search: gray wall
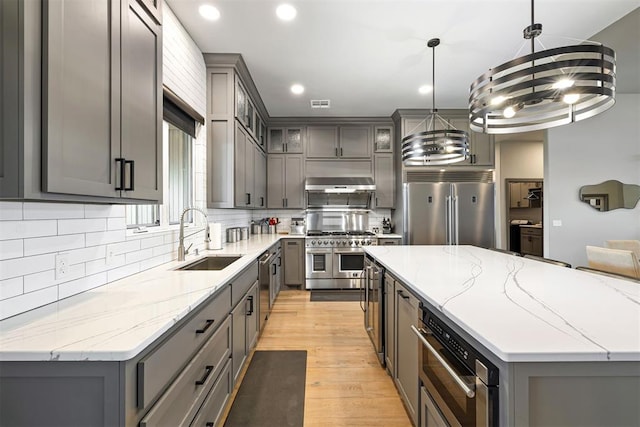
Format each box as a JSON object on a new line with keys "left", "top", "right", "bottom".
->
{"left": 544, "top": 94, "right": 640, "bottom": 267}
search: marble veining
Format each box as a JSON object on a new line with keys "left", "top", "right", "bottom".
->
{"left": 0, "top": 235, "right": 284, "bottom": 362}
{"left": 365, "top": 245, "right": 640, "bottom": 362}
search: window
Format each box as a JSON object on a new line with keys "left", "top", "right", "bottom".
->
{"left": 126, "top": 89, "right": 201, "bottom": 229}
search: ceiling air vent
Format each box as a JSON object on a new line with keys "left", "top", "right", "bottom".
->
{"left": 310, "top": 99, "right": 330, "bottom": 109}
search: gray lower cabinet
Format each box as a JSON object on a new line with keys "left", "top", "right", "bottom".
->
{"left": 0, "top": 261, "right": 264, "bottom": 426}
{"left": 374, "top": 153, "right": 395, "bottom": 208}
{"left": 283, "top": 238, "right": 305, "bottom": 287}
{"left": 384, "top": 273, "right": 396, "bottom": 376}
{"left": 267, "top": 154, "right": 304, "bottom": 209}
{"left": 395, "top": 281, "right": 419, "bottom": 426}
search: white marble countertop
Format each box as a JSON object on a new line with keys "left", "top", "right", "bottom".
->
{"left": 0, "top": 235, "right": 283, "bottom": 362}
{"left": 365, "top": 245, "right": 640, "bottom": 363}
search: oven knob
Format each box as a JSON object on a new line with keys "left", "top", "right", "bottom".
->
{"left": 360, "top": 240, "right": 365, "bottom": 245}
{"left": 311, "top": 241, "right": 316, "bottom": 245}
{"left": 330, "top": 240, "right": 334, "bottom": 245}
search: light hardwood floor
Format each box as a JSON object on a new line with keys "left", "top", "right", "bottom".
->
{"left": 219, "top": 290, "right": 412, "bottom": 427}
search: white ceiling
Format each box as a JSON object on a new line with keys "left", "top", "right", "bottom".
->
{"left": 166, "top": 0, "right": 640, "bottom": 118}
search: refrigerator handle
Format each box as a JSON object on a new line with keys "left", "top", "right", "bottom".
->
{"left": 445, "top": 196, "right": 451, "bottom": 245}
{"left": 453, "top": 195, "right": 459, "bottom": 245}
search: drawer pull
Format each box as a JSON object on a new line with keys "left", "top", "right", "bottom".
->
{"left": 206, "top": 423, "right": 214, "bottom": 427}
{"left": 397, "top": 290, "right": 410, "bottom": 300}
{"left": 196, "top": 319, "right": 215, "bottom": 334}
{"left": 195, "top": 365, "right": 214, "bottom": 386}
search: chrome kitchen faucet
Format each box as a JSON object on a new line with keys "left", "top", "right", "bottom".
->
{"left": 178, "top": 207, "right": 211, "bottom": 261}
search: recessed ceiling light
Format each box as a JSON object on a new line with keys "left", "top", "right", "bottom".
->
{"left": 276, "top": 4, "right": 297, "bottom": 21}
{"left": 418, "top": 85, "right": 432, "bottom": 95}
{"left": 290, "top": 84, "right": 304, "bottom": 95}
{"left": 199, "top": 4, "right": 220, "bottom": 21}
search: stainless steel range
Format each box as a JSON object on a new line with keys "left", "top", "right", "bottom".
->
{"left": 305, "top": 231, "right": 376, "bottom": 289}
{"left": 304, "top": 177, "right": 377, "bottom": 290}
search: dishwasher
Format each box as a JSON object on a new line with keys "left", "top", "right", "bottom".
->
{"left": 258, "top": 250, "right": 275, "bottom": 332}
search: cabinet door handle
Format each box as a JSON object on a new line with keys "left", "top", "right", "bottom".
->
{"left": 397, "top": 290, "right": 410, "bottom": 300}
{"left": 125, "top": 160, "right": 135, "bottom": 191}
{"left": 335, "top": 147, "right": 338, "bottom": 157}
{"left": 247, "top": 295, "right": 254, "bottom": 315}
{"left": 115, "top": 158, "right": 125, "bottom": 191}
{"left": 277, "top": 256, "right": 281, "bottom": 267}
{"left": 272, "top": 263, "right": 276, "bottom": 275}
{"left": 340, "top": 147, "right": 343, "bottom": 156}
{"left": 260, "top": 196, "right": 264, "bottom": 207}
{"left": 246, "top": 193, "right": 251, "bottom": 205}
{"left": 206, "top": 423, "right": 214, "bottom": 427}
{"left": 195, "top": 365, "right": 214, "bottom": 386}
{"left": 285, "top": 198, "right": 288, "bottom": 208}
{"left": 196, "top": 319, "right": 215, "bottom": 334}
{"left": 282, "top": 198, "right": 286, "bottom": 208}
{"left": 284, "top": 143, "right": 287, "bottom": 153}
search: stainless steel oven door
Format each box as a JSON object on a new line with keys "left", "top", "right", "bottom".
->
{"left": 333, "top": 247, "right": 365, "bottom": 279}
{"left": 305, "top": 247, "right": 333, "bottom": 280}
{"left": 412, "top": 324, "right": 478, "bottom": 427}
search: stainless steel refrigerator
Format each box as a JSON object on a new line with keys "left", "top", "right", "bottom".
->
{"left": 403, "top": 182, "right": 495, "bottom": 247}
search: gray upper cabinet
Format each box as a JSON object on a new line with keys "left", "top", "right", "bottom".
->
{"left": 374, "top": 153, "right": 395, "bottom": 208}
{"left": 254, "top": 148, "right": 267, "bottom": 209}
{"left": 306, "top": 126, "right": 339, "bottom": 158}
{"left": 339, "top": 126, "right": 372, "bottom": 158}
{"left": 205, "top": 55, "right": 268, "bottom": 209}
{"left": 23, "top": 0, "right": 162, "bottom": 202}
{"left": 306, "top": 125, "right": 372, "bottom": 159}
{"left": 1, "top": 0, "right": 163, "bottom": 202}
{"left": 267, "top": 154, "right": 304, "bottom": 209}
{"left": 268, "top": 127, "right": 304, "bottom": 154}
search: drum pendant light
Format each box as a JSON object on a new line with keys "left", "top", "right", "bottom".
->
{"left": 402, "top": 38, "right": 469, "bottom": 166}
{"left": 469, "top": 0, "right": 616, "bottom": 134}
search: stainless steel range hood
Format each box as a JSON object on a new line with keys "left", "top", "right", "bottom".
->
{"left": 305, "top": 177, "right": 376, "bottom": 193}
{"left": 305, "top": 177, "right": 376, "bottom": 210}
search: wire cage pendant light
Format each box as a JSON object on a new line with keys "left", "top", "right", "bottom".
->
{"left": 402, "top": 38, "right": 469, "bottom": 166}
{"left": 468, "top": 0, "right": 616, "bottom": 134}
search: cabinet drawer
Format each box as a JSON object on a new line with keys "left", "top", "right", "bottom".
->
{"left": 138, "top": 285, "right": 231, "bottom": 409}
{"left": 140, "top": 316, "right": 232, "bottom": 427}
{"left": 190, "top": 359, "right": 232, "bottom": 427}
{"left": 231, "top": 262, "right": 258, "bottom": 308}
{"left": 520, "top": 227, "right": 542, "bottom": 236}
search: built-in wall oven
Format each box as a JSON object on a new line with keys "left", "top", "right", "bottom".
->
{"left": 412, "top": 304, "right": 499, "bottom": 427}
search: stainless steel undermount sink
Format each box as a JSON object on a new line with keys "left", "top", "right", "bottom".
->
{"left": 177, "top": 255, "right": 242, "bottom": 271}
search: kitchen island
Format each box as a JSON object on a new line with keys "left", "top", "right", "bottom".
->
{"left": 365, "top": 245, "right": 640, "bottom": 427}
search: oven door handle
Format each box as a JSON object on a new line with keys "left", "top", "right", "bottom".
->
{"left": 411, "top": 325, "right": 476, "bottom": 398}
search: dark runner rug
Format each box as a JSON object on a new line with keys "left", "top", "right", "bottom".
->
{"left": 310, "top": 289, "right": 361, "bottom": 302}
{"left": 224, "top": 350, "right": 307, "bottom": 427}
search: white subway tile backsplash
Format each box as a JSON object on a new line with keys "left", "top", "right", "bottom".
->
{"left": 0, "top": 287, "right": 58, "bottom": 320}
{"left": 23, "top": 202, "right": 84, "bottom": 220}
{"left": 0, "top": 220, "right": 57, "bottom": 241}
{"left": 107, "top": 262, "right": 141, "bottom": 283}
{"left": 66, "top": 246, "right": 107, "bottom": 265}
{"left": 140, "top": 254, "right": 172, "bottom": 271}
{"left": 86, "top": 258, "right": 109, "bottom": 275}
{"left": 0, "top": 240, "right": 24, "bottom": 260}
{"left": 0, "top": 254, "right": 56, "bottom": 281}
{"left": 0, "top": 277, "right": 24, "bottom": 299}
{"left": 107, "top": 217, "right": 127, "bottom": 231}
{"left": 0, "top": 202, "right": 23, "bottom": 220}
{"left": 24, "top": 234, "right": 85, "bottom": 256}
{"left": 152, "top": 244, "right": 174, "bottom": 258}
{"left": 59, "top": 273, "right": 107, "bottom": 300}
{"left": 107, "top": 240, "right": 141, "bottom": 256}
{"left": 24, "top": 263, "right": 86, "bottom": 293}
{"left": 86, "top": 230, "right": 127, "bottom": 247}
{"left": 126, "top": 248, "right": 153, "bottom": 264}
{"left": 84, "top": 204, "right": 125, "bottom": 218}
{"left": 58, "top": 218, "right": 106, "bottom": 235}
{"left": 139, "top": 235, "right": 165, "bottom": 249}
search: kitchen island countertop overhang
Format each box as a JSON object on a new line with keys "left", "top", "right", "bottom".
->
{"left": 364, "top": 245, "right": 640, "bottom": 363}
